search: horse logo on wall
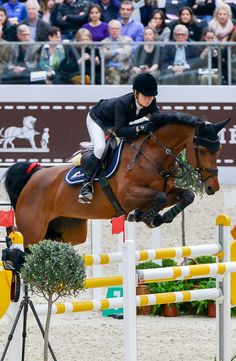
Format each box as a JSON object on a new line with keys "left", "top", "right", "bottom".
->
{"left": 0, "top": 116, "right": 50, "bottom": 152}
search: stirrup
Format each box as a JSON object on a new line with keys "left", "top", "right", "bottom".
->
{"left": 78, "top": 183, "right": 94, "bottom": 204}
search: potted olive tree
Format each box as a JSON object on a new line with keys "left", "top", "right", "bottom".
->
{"left": 21, "top": 240, "right": 86, "bottom": 361}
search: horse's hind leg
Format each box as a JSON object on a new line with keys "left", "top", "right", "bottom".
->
{"left": 152, "top": 188, "right": 195, "bottom": 227}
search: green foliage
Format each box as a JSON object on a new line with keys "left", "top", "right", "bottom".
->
{"left": 195, "top": 255, "right": 216, "bottom": 264}
{"left": 136, "top": 260, "right": 161, "bottom": 270}
{"left": 21, "top": 240, "right": 86, "bottom": 302}
{"left": 162, "top": 259, "right": 178, "bottom": 267}
{"left": 176, "top": 150, "right": 202, "bottom": 195}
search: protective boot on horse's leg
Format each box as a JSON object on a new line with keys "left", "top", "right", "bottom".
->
{"left": 78, "top": 153, "right": 100, "bottom": 204}
{"left": 152, "top": 189, "right": 195, "bottom": 227}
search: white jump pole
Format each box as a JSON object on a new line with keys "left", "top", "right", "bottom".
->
{"left": 122, "top": 239, "right": 137, "bottom": 361}
{"left": 217, "top": 215, "right": 231, "bottom": 361}
{"left": 91, "top": 220, "right": 103, "bottom": 300}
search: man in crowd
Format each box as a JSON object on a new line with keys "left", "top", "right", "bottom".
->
{"left": 101, "top": 19, "right": 133, "bottom": 84}
{"left": 119, "top": 0, "right": 144, "bottom": 41}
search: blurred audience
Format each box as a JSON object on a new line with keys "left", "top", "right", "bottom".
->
{"left": 129, "top": 25, "right": 160, "bottom": 83}
{"left": 100, "top": 19, "right": 133, "bottom": 84}
{"left": 21, "top": 0, "right": 50, "bottom": 41}
{"left": 119, "top": 0, "right": 144, "bottom": 41}
{"left": 186, "top": 0, "right": 216, "bottom": 21}
{"left": 169, "top": 6, "right": 204, "bottom": 41}
{"left": 148, "top": 9, "right": 170, "bottom": 41}
{"left": 159, "top": 24, "right": 200, "bottom": 84}
{"left": 92, "top": 0, "right": 121, "bottom": 23}
{"left": 2, "top": 24, "right": 42, "bottom": 84}
{"left": 198, "top": 27, "right": 220, "bottom": 84}
{"left": 0, "top": 6, "right": 16, "bottom": 40}
{"left": 82, "top": 4, "right": 109, "bottom": 41}
{"left": 2, "top": 0, "right": 27, "bottom": 25}
{"left": 0, "top": 23, "right": 11, "bottom": 81}
{"left": 39, "top": 0, "right": 58, "bottom": 25}
{"left": 209, "top": 4, "right": 234, "bottom": 41}
{"left": 39, "top": 26, "right": 65, "bottom": 83}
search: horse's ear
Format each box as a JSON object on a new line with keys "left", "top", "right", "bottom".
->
{"left": 214, "top": 118, "right": 231, "bottom": 133}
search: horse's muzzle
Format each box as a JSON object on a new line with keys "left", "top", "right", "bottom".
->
{"left": 205, "top": 184, "right": 216, "bottom": 195}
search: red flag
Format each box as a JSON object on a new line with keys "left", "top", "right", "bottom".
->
{"left": 0, "top": 210, "right": 14, "bottom": 228}
{"left": 112, "top": 215, "right": 125, "bottom": 235}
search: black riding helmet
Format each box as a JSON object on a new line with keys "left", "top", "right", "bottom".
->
{"left": 133, "top": 73, "right": 158, "bottom": 96}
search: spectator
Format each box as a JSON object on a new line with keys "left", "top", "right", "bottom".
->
{"left": 21, "top": 0, "right": 51, "bottom": 42}
{"left": 229, "top": 29, "right": 236, "bottom": 84}
{"left": 1, "top": 24, "right": 42, "bottom": 84}
{"left": 209, "top": 4, "right": 234, "bottom": 41}
{"left": 186, "top": 0, "right": 216, "bottom": 22}
{"left": 0, "top": 23, "right": 11, "bottom": 82}
{"left": 82, "top": 4, "right": 109, "bottom": 41}
{"left": 74, "top": 28, "right": 101, "bottom": 83}
{"left": 39, "top": 0, "right": 58, "bottom": 25}
{"left": 148, "top": 9, "right": 171, "bottom": 41}
{"left": 129, "top": 25, "right": 161, "bottom": 83}
{"left": 2, "top": 0, "right": 27, "bottom": 25}
{"left": 93, "top": 0, "right": 121, "bottom": 23}
{"left": 100, "top": 19, "right": 133, "bottom": 84}
{"left": 0, "top": 6, "right": 17, "bottom": 40}
{"left": 169, "top": 6, "right": 204, "bottom": 41}
{"left": 39, "top": 26, "right": 65, "bottom": 83}
{"left": 131, "top": 0, "right": 159, "bottom": 26}
{"left": 198, "top": 27, "right": 220, "bottom": 84}
{"left": 119, "top": 0, "right": 144, "bottom": 41}
{"left": 159, "top": 24, "right": 200, "bottom": 84}
{"left": 54, "top": 0, "right": 89, "bottom": 40}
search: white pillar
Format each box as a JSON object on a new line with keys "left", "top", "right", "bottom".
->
{"left": 122, "top": 240, "right": 137, "bottom": 361}
{"left": 91, "top": 220, "right": 103, "bottom": 299}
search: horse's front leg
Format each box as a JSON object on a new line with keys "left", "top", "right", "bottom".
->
{"left": 127, "top": 191, "right": 167, "bottom": 228}
{"left": 152, "top": 188, "right": 195, "bottom": 227}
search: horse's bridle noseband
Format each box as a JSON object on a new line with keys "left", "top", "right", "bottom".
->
{"left": 193, "top": 126, "right": 219, "bottom": 183}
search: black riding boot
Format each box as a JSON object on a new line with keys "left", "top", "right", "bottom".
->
{"left": 78, "top": 154, "right": 100, "bottom": 204}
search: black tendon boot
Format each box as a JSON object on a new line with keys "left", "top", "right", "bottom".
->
{"left": 78, "top": 154, "right": 100, "bottom": 204}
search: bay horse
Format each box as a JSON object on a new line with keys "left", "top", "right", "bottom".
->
{"left": 4, "top": 113, "right": 229, "bottom": 249}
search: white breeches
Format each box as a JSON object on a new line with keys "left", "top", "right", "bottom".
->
{"left": 86, "top": 113, "right": 106, "bottom": 160}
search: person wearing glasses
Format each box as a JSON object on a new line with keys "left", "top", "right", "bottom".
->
{"left": 159, "top": 24, "right": 200, "bottom": 85}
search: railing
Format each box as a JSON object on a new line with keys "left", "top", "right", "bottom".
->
{"left": 0, "top": 41, "right": 235, "bottom": 86}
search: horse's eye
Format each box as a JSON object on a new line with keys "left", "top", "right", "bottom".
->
{"left": 198, "top": 147, "right": 207, "bottom": 155}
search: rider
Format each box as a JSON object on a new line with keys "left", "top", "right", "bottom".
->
{"left": 78, "top": 73, "right": 159, "bottom": 204}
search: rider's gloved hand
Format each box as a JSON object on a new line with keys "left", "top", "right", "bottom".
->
{"left": 136, "top": 122, "right": 154, "bottom": 134}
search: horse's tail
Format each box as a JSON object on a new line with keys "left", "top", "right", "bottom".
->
{"left": 4, "top": 161, "right": 42, "bottom": 209}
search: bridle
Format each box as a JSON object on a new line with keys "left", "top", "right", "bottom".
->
{"left": 193, "top": 125, "right": 219, "bottom": 183}
{"left": 127, "top": 123, "right": 220, "bottom": 187}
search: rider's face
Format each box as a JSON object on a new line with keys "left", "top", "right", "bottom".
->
{"left": 137, "top": 93, "right": 154, "bottom": 107}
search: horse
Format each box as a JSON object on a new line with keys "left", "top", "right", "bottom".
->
{"left": 0, "top": 116, "right": 40, "bottom": 148}
{"left": 3, "top": 113, "right": 229, "bottom": 249}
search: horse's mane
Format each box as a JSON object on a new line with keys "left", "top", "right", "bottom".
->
{"left": 4, "top": 161, "right": 41, "bottom": 209}
{"left": 150, "top": 111, "right": 201, "bottom": 130}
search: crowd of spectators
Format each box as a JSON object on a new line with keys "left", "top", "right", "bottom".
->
{"left": 0, "top": 0, "right": 235, "bottom": 85}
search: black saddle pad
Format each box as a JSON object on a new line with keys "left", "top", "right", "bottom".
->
{"left": 65, "top": 141, "right": 124, "bottom": 185}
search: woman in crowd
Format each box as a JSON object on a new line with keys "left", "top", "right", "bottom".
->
{"left": 148, "top": 9, "right": 170, "bottom": 41}
{"left": 81, "top": 4, "right": 109, "bottom": 41}
{"left": 39, "top": 0, "right": 58, "bottom": 25}
{"left": 129, "top": 25, "right": 160, "bottom": 83}
{"left": 0, "top": 6, "right": 16, "bottom": 40}
{"left": 198, "top": 27, "right": 220, "bottom": 85}
{"left": 169, "top": 6, "right": 203, "bottom": 41}
{"left": 209, "top": 4, "right": 234, "bottom": 42}
{"left": 39, "top": 26, "right": 66, "bottom": 83}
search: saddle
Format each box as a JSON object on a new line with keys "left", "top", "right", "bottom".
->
{"left": 65, "top": 135, "right": 123, "bottom": 185}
